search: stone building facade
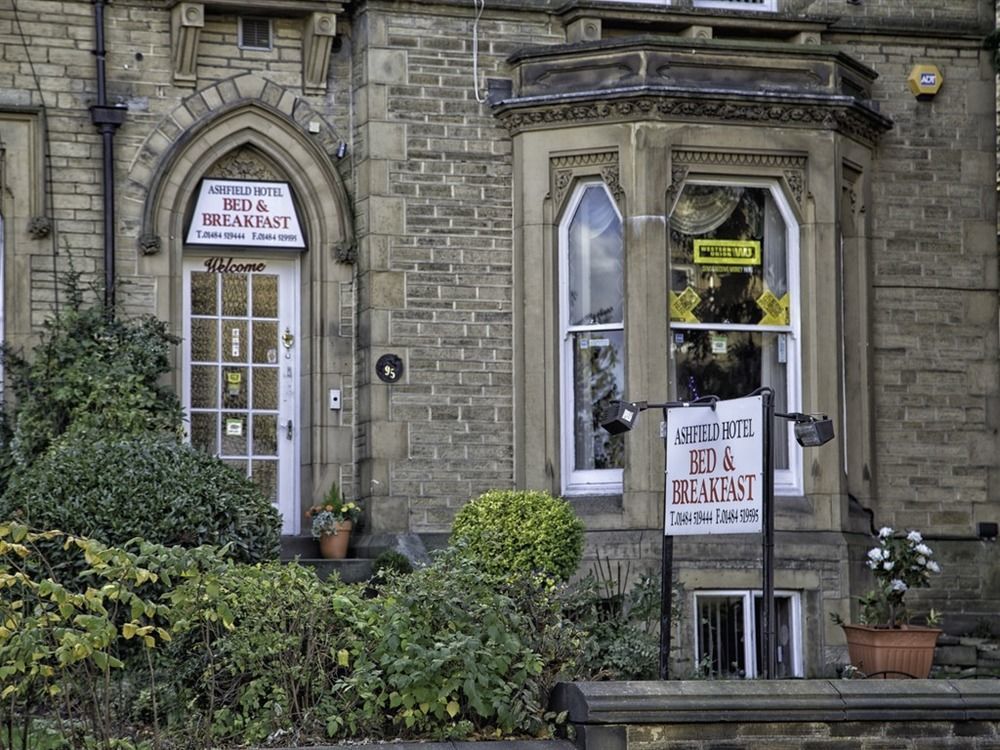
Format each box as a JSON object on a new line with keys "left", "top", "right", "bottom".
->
{"left": 0, "top": 0, "right": 995, "bottom": 677}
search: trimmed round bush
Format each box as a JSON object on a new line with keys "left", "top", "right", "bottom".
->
{"left": 0, "top": 429, "right": 280, "bottom": 564}
{"left": 449, "top": 489, "right": 584, "bottom": 581}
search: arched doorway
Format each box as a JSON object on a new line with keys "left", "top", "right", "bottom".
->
{"left": 136, "top": 95, "right": 354, "bottom": 536}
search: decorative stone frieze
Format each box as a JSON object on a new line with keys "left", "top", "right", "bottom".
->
{"left": 671, "top": 148, "right": 807, "bottom": 209}
{"left": 551, "top": 151, "right": 623, "bottom": 214}
{"left": 209, "top": 146, "right": 280, "bottom": 181}
{"left": 497, "top": 94, "right": 891, "bottom": 147}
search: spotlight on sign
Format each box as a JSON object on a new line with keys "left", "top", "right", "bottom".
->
{"left": 600, "top": 400, "right": 642, "bottom": 435}
{"left": 788, "top": 414, "right": 835, "bottom": 447}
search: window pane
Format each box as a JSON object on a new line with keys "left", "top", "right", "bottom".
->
{"left": 191, "top": 272, "right": 217, "bottom": 315}
{"left": 697, "top": 595, "right": 747, "bottom": 679}
{"left": 568, "top": 186, "right": 623, "bottom": 326}
{"left": 572, "top": 330, "right": 625, "bottom": 471}
{"left": 754, "top": 595, "right": 797, "bottom": 679}
{"left": 670, "top": 187, "right": 788, "bottom": 326}
{"left": 671, "top": 329, "right": 788, "bottom": 468}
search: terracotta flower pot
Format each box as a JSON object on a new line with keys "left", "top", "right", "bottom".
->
{"left": 842, "top": 623, "right": 941, "bottom": 678}
{"left": 318, "top": 521, "right": 353, "bottom": 559}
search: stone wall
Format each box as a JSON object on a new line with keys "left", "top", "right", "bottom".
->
{"left": 351, "top": 2, "right": 559, "bottom": 532}
{"left": 552, "top": 680, "right": 1000, "bottom": 750}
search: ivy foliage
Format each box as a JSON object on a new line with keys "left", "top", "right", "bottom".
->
{"left": 449, "top": 489, "right": 585, "bottom": 582}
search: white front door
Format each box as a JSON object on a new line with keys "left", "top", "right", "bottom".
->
{"left": 182, "top": 256, "right": 300, "bottom": 534}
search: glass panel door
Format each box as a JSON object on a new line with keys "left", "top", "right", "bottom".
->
{"left": 183, "top": 256, "right": 299, "bottom": 534}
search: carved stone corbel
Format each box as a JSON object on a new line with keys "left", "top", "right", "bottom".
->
{"left": 334, "top": 239, "right": 356, "bottom": 263}
{"left": 303, "top": 12, "right": 337, "bottom": 95}
{"left": 138, "top": 233, "right": 162, "bottom": 255}
{"left": 27, "top": 216, "right": 51, "bottom": 239}
{"left": 171, "top": 2, "right": 204, "bottom": 88}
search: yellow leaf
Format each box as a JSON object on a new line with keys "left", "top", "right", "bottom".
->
{"left": 122, "top": 623, "right": 137, "bottom": 640}
{"left": 336, "top": 649, "right": 350, "bottom": 667}
{"left": 143, "top": 635, "right": 155, "bottom": 648}
{"left": 446, "top": 700, "right": 460, "bottom": 718}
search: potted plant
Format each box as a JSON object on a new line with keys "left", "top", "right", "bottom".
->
{"left": 305, "top": 484, "right": 362, "bottom": 559}
{"left": 835, "top": 527, "right": 942, "bottom": 678}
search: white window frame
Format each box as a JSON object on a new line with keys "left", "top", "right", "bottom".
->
{"left": 559, "top": 180, "right": 625, "bottom": 497}
{"left": 693, "top": 0, "right": 776, "bottom": 11}
{"left": 669, "top": 177, "right": 803, "bottom": 495}
{"left": 693, "top": 589, "right": 803, "bottom": 679}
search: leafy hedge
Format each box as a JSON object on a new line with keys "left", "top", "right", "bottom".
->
{"left": 0, "top": 430, "right": 280, "bottom": 567}
{"left": 450, "top": 489, "right": 585, "bottom": 581}
{"left": 0, "top": 273, "right": 182, "bottom": 487}
{"left": 2, "top": 525, "right": 657, "bottom": 749}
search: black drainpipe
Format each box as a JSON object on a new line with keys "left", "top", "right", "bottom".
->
{"left": 90, "top": 0, "right": 126, "bottom": 309}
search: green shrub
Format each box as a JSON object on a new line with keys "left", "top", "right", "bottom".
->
{"left": 449, "top": 489, "right": 584, "bottom": 581}
{"left": 0, "top": 523, "right": 230, "bottom": 750}
{"left": 0, "top": 273, "right": 182, "bottom": 488}
{"left": 371, "top": 549, "right": 414, "bottom": 579}
{"left": 160, "top": 561, "right": 360, "bottom": 746}
{"left": 334, "top": 548, "right": 581, "bottom": 740}
{"left": 0, "top": 430, "right": 280, "bottom": 569}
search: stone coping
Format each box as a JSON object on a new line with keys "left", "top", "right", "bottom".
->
{"left": 269, "top": 742, "right": 575, "bottom": 749}
{"left": 550, "top": 680, "right": 1000, "bottom": 725}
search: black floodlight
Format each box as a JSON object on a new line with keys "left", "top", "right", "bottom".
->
{"left": 780, "top": 413, "right": 835, "bottom": 447}
{"left": 601, "top": 400, "right": 641, "bottom": 435}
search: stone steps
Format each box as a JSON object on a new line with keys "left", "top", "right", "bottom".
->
{"left": 280, "top": 535, "right": 374, "bottom": 583}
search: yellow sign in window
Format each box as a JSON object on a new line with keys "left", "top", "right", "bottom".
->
{"left": 693, "top": 239, "right": 761, "bottom": 266}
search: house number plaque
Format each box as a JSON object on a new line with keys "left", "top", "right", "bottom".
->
{"left": 375, "top": 353, "right": 403, "bottom": 383}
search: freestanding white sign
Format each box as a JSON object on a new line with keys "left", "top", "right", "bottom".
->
{"left": 664, "top": 395, "right": 763, "bottom": 535}
{"left": 186, "top": 179, "right": 306, "bottom": 249}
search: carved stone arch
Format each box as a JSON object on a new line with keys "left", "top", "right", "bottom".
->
{"left": 549, "top": 150, "right": 624, "bottom": 219}
{"left": 137, "top": 102, "right": 352, "bottom": 271}
{"left": 668, "top": 148, "right": 807, "bottom": 224}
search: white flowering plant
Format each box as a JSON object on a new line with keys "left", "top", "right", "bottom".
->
{"left": 858, "top": 527, "right": 941, "bottom": 628}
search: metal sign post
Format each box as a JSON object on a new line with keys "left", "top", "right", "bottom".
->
{"left": 760, "top": 387, "right": 776, "bottom": 680}
{"left": 603, "top": 389, "right": 832, "bottom": 682}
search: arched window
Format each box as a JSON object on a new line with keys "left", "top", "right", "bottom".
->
{"left": 669, "top": 179, "right": 802, "bottom": 492}
{"left": 559, "top": 181, "right": 625, "bottom": 495}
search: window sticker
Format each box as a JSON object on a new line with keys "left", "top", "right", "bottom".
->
{"left": 693, "top": 239, "right": 762, "bottom": 266}
{"left": 226, "top": 370, "right": 242, "bottom": 397}
{"left": 670, "top": 287, "right": 702, "bottom": 323}
{"left": 225, "top": 418, "right": 244, "bottom": 437}
{"left": 711, "top": 334, "right": 728, "bottom": 354}
{"left": 756, "top": 290, "right": 790, "bottom": 325}
{"left": 231, "top": 327, "right": 241, "bottom": 358}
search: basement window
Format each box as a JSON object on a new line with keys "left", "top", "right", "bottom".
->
{"left": 694, "top": 590, "right": 803, "bottom": 678}
{"left": 239, "top": 17, "right": 272, "bottom": 51}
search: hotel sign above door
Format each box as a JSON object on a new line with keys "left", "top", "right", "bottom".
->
{"left": 186, "top": 179, "right": 306, "bottom": 249}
